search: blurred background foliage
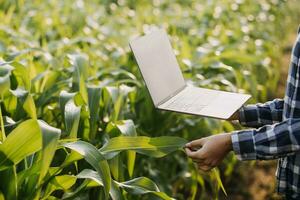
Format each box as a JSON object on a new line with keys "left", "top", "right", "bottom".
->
{"left": 0, "top": 0, "right": 299, "bottom": 199}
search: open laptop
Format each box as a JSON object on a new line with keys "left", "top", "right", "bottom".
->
{"left": 129, "top": 29, "right": 251, "bottom": 119}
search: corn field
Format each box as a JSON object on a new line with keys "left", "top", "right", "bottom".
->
{"left": 0, "top": 0, "right": 299, "bottom": 199}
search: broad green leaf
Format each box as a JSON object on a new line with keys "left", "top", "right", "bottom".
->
{"left": 0, "top": 119, "right": 41, "bottom": 171}
{"left": 79, "top": 76, "right": 88, "bottom": 104}
{"left": 69, "top": 53, "right": 89, "bottom": 103}
{"left": 63, "top": 141, "right": 111, "bottom": 199}
{"left": 10, "top": 88, "right": 37, "bottom": 119}
{"left": 99, "top": 136, "right": 187, "bottom": 159}
{"left": 0, "top": 166, "right": 17, "bottom": 200}
{"left": 103, "top": 86, "right": 119, "bottom": 103}
{"left": 68, "top": 53, "right": 89, "bottom": 80}
{"left": 112, "top": 95, "right": 123, "bottom": 121}
{"left": 213, "top": 168, "right": 227, "bottom": 196}
{"left": 108, "top": 155, "right": 121, "bottom": 181}
{"left": 77, "top": 169, "right": 122, "bottom": 200}
{"left": 42, "top": 175, "right": 77, "bottom": 200}
{"left": 117, "top": 177, "right": 174, "bottom": 200}
{"left": 40, "top": 71, "right": 60, "bottom": 92}
{"left": 62, "top": 180, "right": 90, "bottom": 200}
{"left": 0, "top": 64, "right": 13, "bottom": 98}
{"left": 23, "top": 93, "right": 37, "bottom": 119}
{"left": 106, "top": 120, "right": 137, "bottom": 177}
{"left": 11, "top": 62, "right": 31, "bottom": 90}
{"left": 0, "top": 74, "right": 11, "bottom": 99}
{"left": 38, "top": 120, "right": 61, "bottom": 184}
{"left": 64, "top": 99, "right": 81, "bottom": 138}
{"left": 119, "top": 121, "right": 137, "bottom": 178}
{"left": 0, "top": 105, "right": 5, "bottom": 141}
{"left": 87, "top": 85, "right": 101, "bottom": 140}
{"left": 0, "top": 190, "right": 4, "bottom": 200}
{"left": 60, "top": 150, "right": 83, "bottom": 169}
{"left": 59, "top": 90, "right": 76, "bottom": 120}
{"left": 106, "top": 120, "right": 137, "bottom": 137}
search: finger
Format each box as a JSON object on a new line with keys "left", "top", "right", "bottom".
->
{"left": 185, "top": 138, "right": 206, "bottom": 148}
{"left": 193, "top": 160, "right": 207, "bottom": 166}
{"left": 185, "top": 147, "right": 199, "bottom": 159}
{"left": 198, "top": 165, "right": 212, "bottom": 172}
{"left": 192, "top": 158, "right": 204, "bottom": 163}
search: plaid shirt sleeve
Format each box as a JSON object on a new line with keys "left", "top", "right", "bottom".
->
{"left": 238, "top": 98, "right": 284, "bottom": 128}
{"left": 231, "top": 27, "right": 300, "bottom": 161}
{"left": 231, "top": 118, "right": 300, "bottom": 160}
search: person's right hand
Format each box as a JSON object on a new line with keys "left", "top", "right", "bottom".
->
{"left": 185, "top": 133, "right": 232, "bottom": 171}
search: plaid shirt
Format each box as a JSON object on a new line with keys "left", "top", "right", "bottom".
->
{"left": 231, "top": 26, "right": 300, "bottom": 199}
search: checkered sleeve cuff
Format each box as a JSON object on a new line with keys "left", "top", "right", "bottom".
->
{"left": 238, "top": 105, "right": 260, "bottom": 127}
{"left": 231, "top": 130, "right": 257, "bottom": 160}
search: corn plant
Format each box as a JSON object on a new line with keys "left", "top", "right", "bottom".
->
{"left": 0, "top": 0, "right": 299, "bottom": 199}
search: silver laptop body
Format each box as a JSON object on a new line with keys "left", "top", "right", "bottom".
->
{"left": 129, "top": 29, "right": 251, "bottom": 119}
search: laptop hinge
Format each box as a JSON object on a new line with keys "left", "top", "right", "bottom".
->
{"left": 156, "top": 84, "right": 187, "bottom": 107}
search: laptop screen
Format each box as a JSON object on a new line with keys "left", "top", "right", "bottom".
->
{"left": 130, "top": 29, "right": 186, "bottom": 106}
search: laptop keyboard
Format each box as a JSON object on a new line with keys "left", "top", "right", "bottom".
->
{"left": 162, "top": 87, "right": 218, "bottom": 113}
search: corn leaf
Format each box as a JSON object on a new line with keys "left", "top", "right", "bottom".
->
{"left": 213, "top": 168, "right": 227, "bottom": 196}
{"left": 63, "top": 141, "right": 111, "bottom": 200}
{"left": 77, "top": 169, "right": 122, "bottom": 200}
{"left": 59, "top": 90, "right": 76, "bottom": 120}
{"left": 42, "top": 175, "right": 77, "bottom": 200}
{"left": 0, "top": 119, "right": 41, "bottom": 171}
{"left": 99, "top": 136, "right": 187, "bottom": 159}
{"left": 87, "top": 85, "right": 101, "bottom": 140}
{"left": 10, "top": 88, "right": 37, "bottom": 119}
{"left": 117, "top": 177, "right": 174, "bottom": 200}
{"left": 11, "top": 62, "right": 31, "bottom": 90}
{"left": 64, "top": 99, "right": 81, "bottom": 138}
{"left": 38, "top": 120, "right": 61, "bottom": 184}
{"left": 106, "top": 120, "right": 137, "bottom": 177}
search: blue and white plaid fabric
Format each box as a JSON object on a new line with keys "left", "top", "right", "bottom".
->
{"left": 231, "top": 26, "right": 300, "bottom": 199}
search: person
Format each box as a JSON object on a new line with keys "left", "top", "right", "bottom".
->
{"left": 185, "top": 26, "right": 300, "bottom": 199}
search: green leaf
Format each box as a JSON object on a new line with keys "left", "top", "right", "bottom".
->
{"left": 77, "top": 169, "right": 122, "bottom": 200}
{"left": 23, "top": 93, "right": 37, "bottom": 119}
{"left": 63, "top": 141, "right": 111, "bottom": 200}
{"left": 99, "top": 136, "right": 187, "bottom": 159}
{"left": 87, "top": 85, "right": 101, "bottom": 140}
{"left": 117, "top": 177, "right": 174, "bottom": 200}
{"left": 40, "top": 71, "right": 60, "bottom": 92}
{"left": 0, "top": 74, "right": 11, "bottom": 99}
{"left": 42, "top": 175, "right": 77, "bottom": 200}
{"left": 68, "top": 53, "right": 89, "bottom": 80}
{"left": 0, "top": 166, "right": 17, "bottom": 200}
{"left": 69, "top": 53, "right": 89, "bottom": 103}
{"left": 59, "top": 90, "right": 76, "bottom": 120}
{"left": 106, "top": 120, "right": 137, "bottom": 177}
{"left": 60, "top": 150, "right": 83, "bottom": 169}
{"left": 0, "top": 190, "right": 4, "bottom": 200}
{"left": 213, "top": 168, "right": 227, "bottom": 196}
{"left": 64, "top": 99, "right": 81, "bottom": 138}
{"left": 0, "top": 119, "right": 41, "bottom": 171}
{"left": 0, "top": 64, "right": 13, "bottom": 99}
{"left": 38, "top": 120, "right": 61, "bottom": 184}
{"left": 10, "top": 88, "right": 37, "bottom": 119}
{"left": 11, "top": 62, "right": 31, "bottom": 90}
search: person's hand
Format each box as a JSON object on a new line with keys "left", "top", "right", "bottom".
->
{"left": 185, "top": 133, "right": 232, "bottom": 172}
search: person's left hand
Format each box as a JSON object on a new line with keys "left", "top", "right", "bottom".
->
{"left": 185, "top": 133, "right": 232, "bottom": 172}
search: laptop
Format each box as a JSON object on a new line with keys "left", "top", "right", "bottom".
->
{"left": 129, "top": 29, "right": 251, "bottom": 119}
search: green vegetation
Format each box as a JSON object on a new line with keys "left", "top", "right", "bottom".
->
{"left": 0, "top": 0, "right": 299, "bottom": 199}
